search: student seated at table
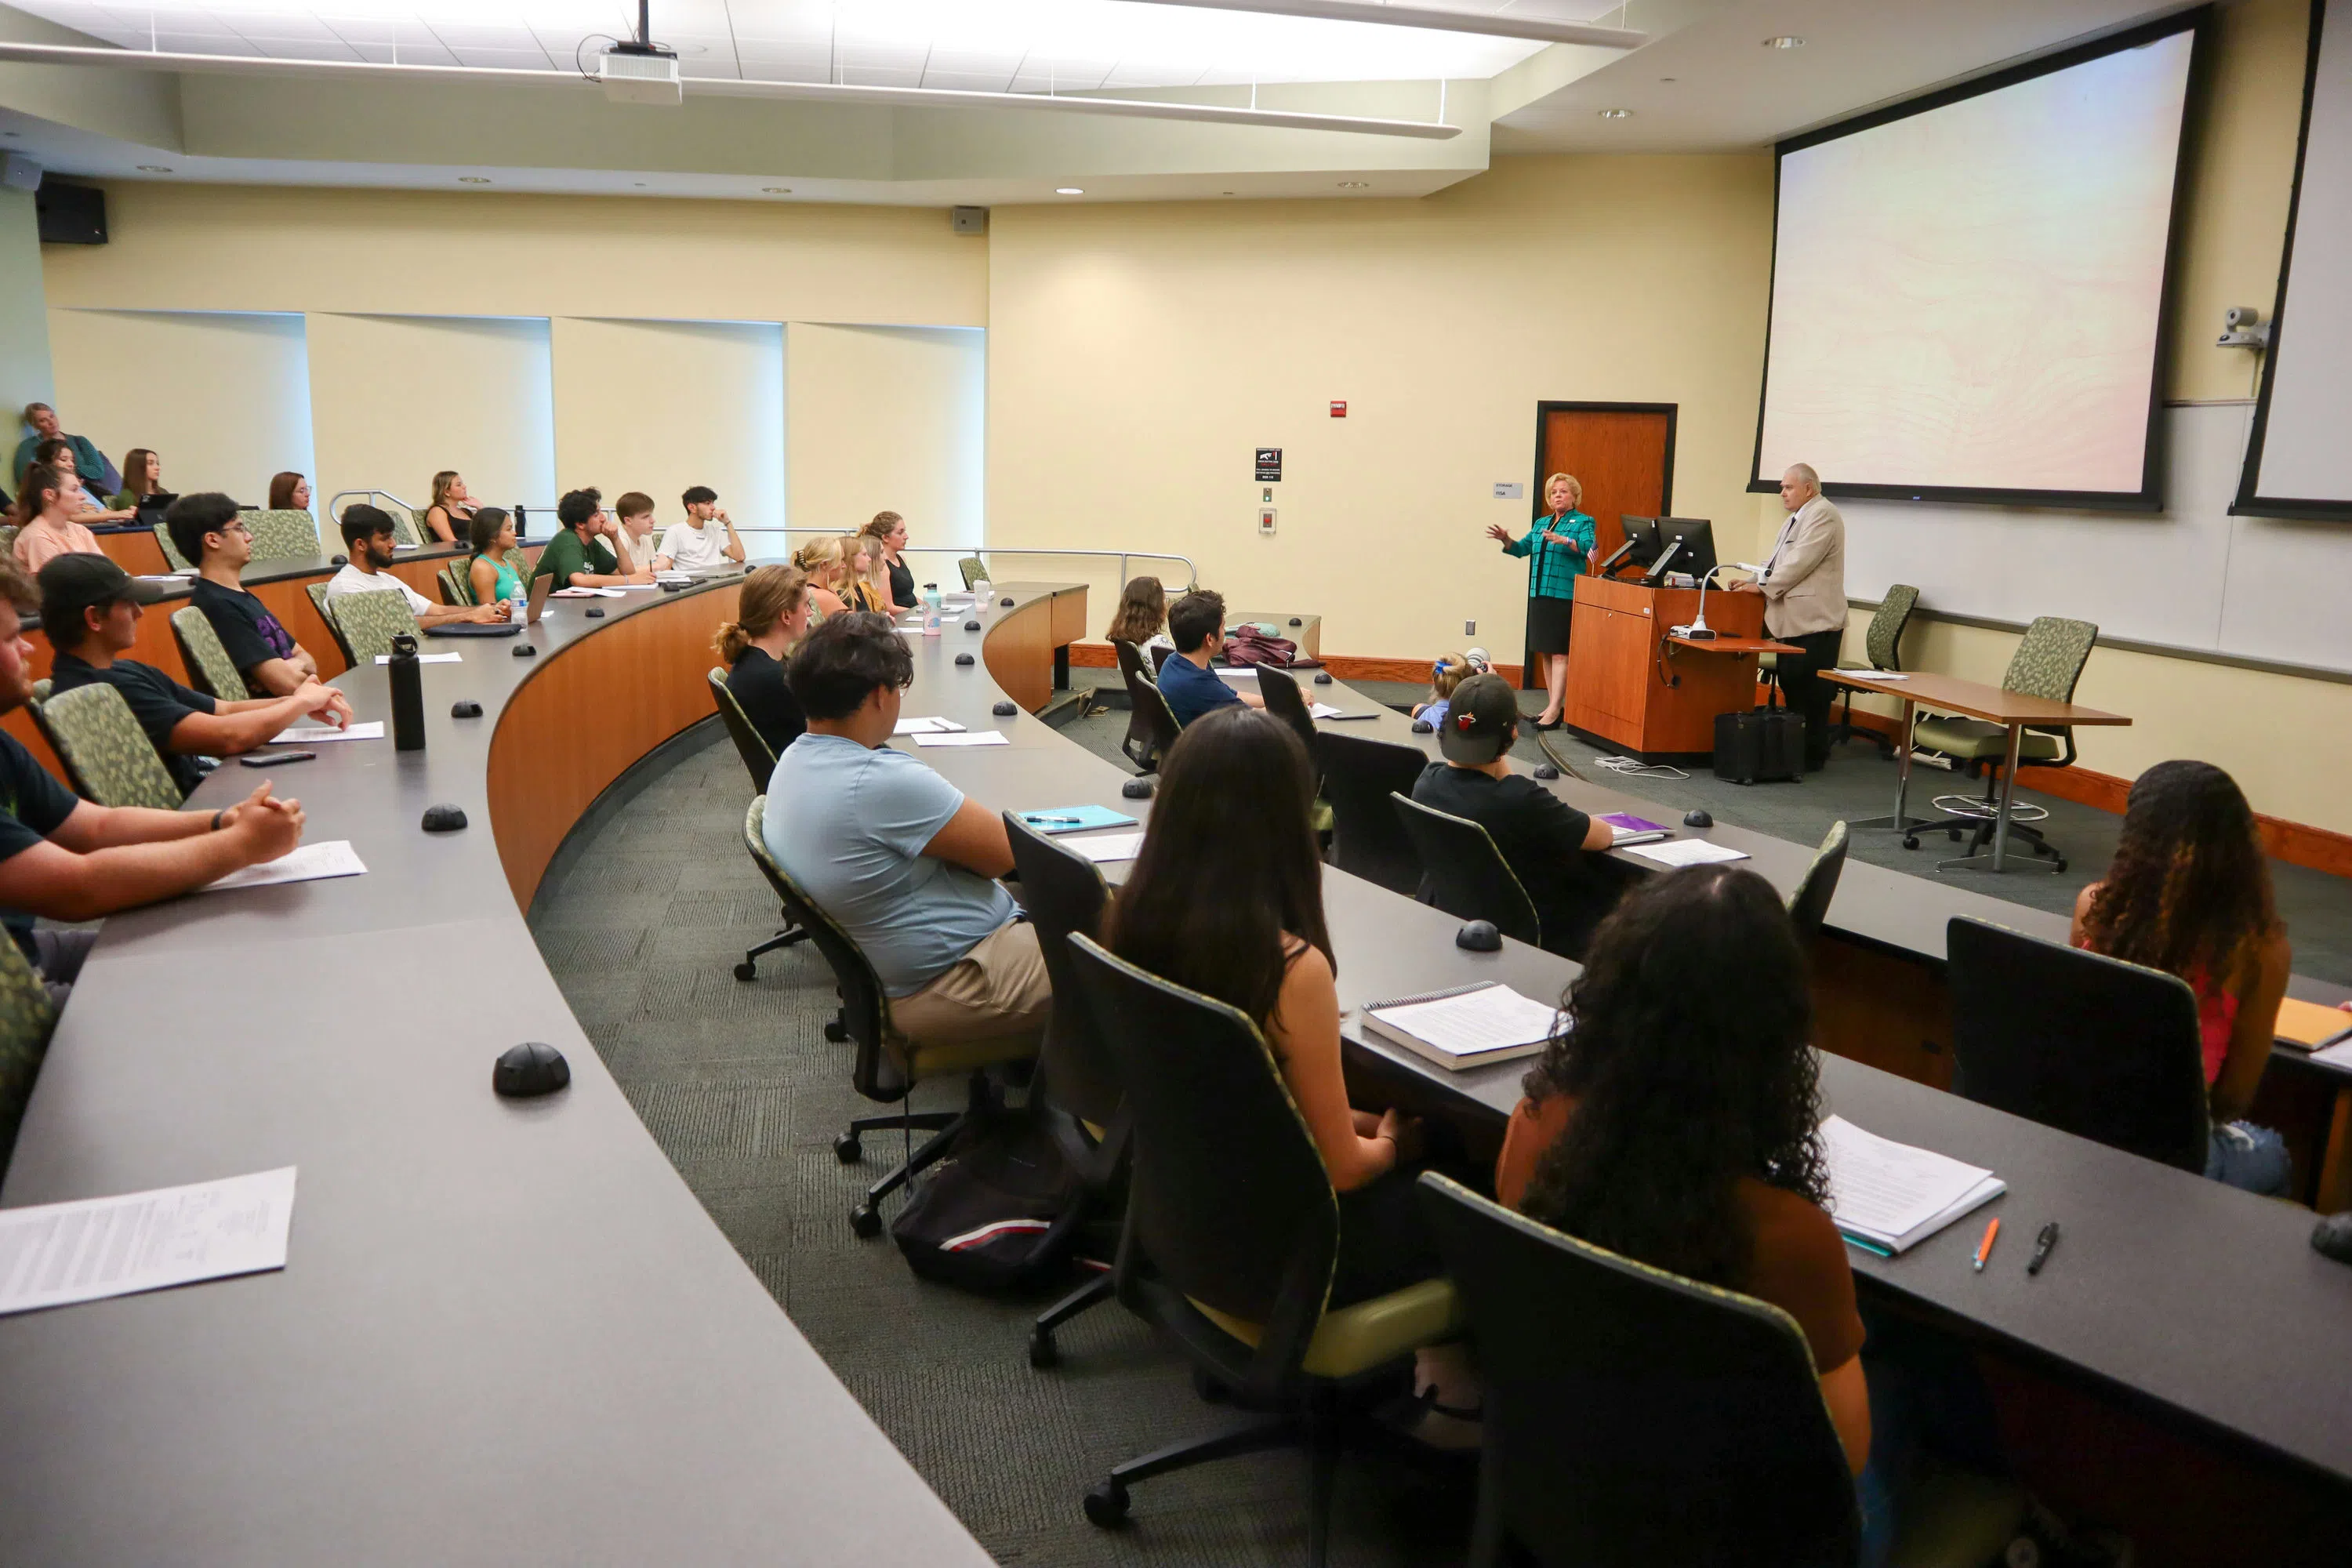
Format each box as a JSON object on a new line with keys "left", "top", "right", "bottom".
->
{"left": 1412, "top": 648, "right": 1487, "bottom": 728}
{"left": 1410, "top": 671, "right": 1613, "bottom": 958}
{"left": 763, "top": 612, "right": 1051, "bottom": 1047}
{"left": 10, "top": 464, "right": 102, "bottom": 573}
{"left": 42, "top": 556, "right": 352, "bottom": 796}
{"left": 32, "top": 439, "right": 132, "bottom": 521}
{"left": 1156, "top": 589, "right": 1265, "bottom": 727}
{"left": 836, "top": 534, "right": 889, "bottom": 615}
{"left": 0, "top": 556, "right": 308, "bottom": 1001}
{"left": 1104, "top": 574, "right": 1173, "bottom": 655}
{"left": 267, "top": 472, "right": 312, "bottom": 514}
{"left": 328, "top": 506, "right": 506, "bottom": 628}
{"left": 610, "top": 492, "right": 662, "bottom": 578}
{"left": 793, "top": 537, "right": 849, "bottom": 621}
{"left": 111, "top": 447, "right": 163, "bottom": 514}
{"left": 420, "top": 470, "right": 478, "bottom": 546}
{"left": 659, "top": 486, "right": 746, "bottom": 572}
{"left": 2071, "top": 759, "right": 2295, "bottom": 1196}
{"left": 717, "top": 564, "right": 811, "bottom": 757}
{"left": 537, "top": 488, "right": 652, "bottom": 590}
{"left": 466, "top": 508, "right": 532, "bottom": 608}
{"left": 168, "top": 492, "right": 327, "bottom": 696}
{"left": 1108, "top": 704, "right": 1438, "bottom": 1301}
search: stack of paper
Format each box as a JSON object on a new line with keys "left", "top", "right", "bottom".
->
{"left": 1068, "top": 832, "right": 1145, "bottom": 864}
{"left": 553, "top": 586, "right": 627, "bottom": 598}
{"left": 270, "top": 722, "right": 384, "bottom": 744}
{"left": 1361, "top": 983, "right": 1565, "bottom": 1071}
{"left": 893, "top": 717, "right": 967, "bottom": 736}
{"left": 374, "top": 652, "right": 461, "bottom": 666}
{"left": 1820, "top": 1115, "right": 2005, "bottom": 1254}
{"left": 1624, "top": 838, "right": 1748, "bottom": 868}
{"left": 199, "top": 840, "right": 368, "bottom": 894}
{"left": 913, "top": 731, "right": 1009, "bottom": 748}
{"left": 0, "top": 1167, "right": 297, "bottom": 1316}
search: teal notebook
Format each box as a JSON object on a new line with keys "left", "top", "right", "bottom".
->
{"left": 1016, "top": 804, "right": 1140, "bottom": 835}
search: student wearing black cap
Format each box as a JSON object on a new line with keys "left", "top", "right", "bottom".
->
{"left": 41, "top": 555, "right": 351, "bottom": 797}
{"left": 1409, "top": 671, "right": 1616, "bottom": 959}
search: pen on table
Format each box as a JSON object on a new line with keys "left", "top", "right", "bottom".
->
{"left": 2027, "top": 1221, "right": 2060, "bottom": 1276}
{"left": 1024, "top": 815, "right": 1083, "bottom": 825}
{"left": 1973, "top": 1217, "right": 2001, "bottom": 1272}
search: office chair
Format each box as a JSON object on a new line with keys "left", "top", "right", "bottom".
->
{"left": 31, "top": 683, "right": 184, "bottom": 809}
{"left": 1391, "top": 793, "right": 1541, "bottom": 949}
{"left": 0, "top": 524, "right": 15, "bottom": 560}
{"left": 437, "top": 563, "right": 475, "bottom": 608}
{"left": 957, "top": 554, "right": 989, "bottom": 592}
{"left": 1255, "top": 666, "right": 1334, "bottom": 838}
{"left": 171, "top": 607, "right": 261, "bottom": 701}
{"left": 1785, "top": 820, "right": 1850, "bottom": 948}
{"left": 328, "top": 587, "right": 423, "bottom": 666}
{"left": 245, "top": 508, "right": 321, "bottom": 563}
{"left": 151, "top": 521, "right": 192, "bottom": 572}
{"left": 0, "top": 924, "right": 59, "bottom": 1178}
{"left": 1826, "top": 584, "right": 1919, "bottom": 757}
{"left": 1150, "top": 643, "right": 1174, "bottom": 678}
{"left": 305, "top": 583, "right": 358, "bottom": 668}
{"left": 1416, "top": 1174, "right": 2023, "bottom": 1568}
{"left": 1908, "top": 616, "right": 2098, "bottom": 872}
{"left": 1066, "top": 935, "right": 1461, "bottom": 1566}
{"left": 742, "top": 799, "right": 1036, "bottom": 1236}
{"left": 708, "top": 672, "right": 808, "bottom": 982}
{"left": 1002, "top": 815, "right": 1126, "bottom": 1370}
{"left": 1112, "top": 640, "right": 1180, "bottom": 772}
{"left": 1314, "top": 731, "right": 1428, "bottom": 895}
{"left": 1947, "top": 917, "right": 2209, "bottom": 1173}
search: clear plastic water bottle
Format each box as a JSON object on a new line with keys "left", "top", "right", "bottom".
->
{"left": 973, "top": 578, "right": 993, "bottom": 615}
{"left": 507, "top": 586, "right": 527, "bottom": 625}
{"left": 923, "top": 582, "right": 942, "bottom": 637}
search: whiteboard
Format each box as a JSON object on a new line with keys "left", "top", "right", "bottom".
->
{"left": 1842, "top": 401, "right": 2352, "bottom": 676}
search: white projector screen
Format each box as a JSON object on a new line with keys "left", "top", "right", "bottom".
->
{"left": 1752, "top": 17, "right": 2198, "bottom": 507}
{"left": 2238, "top": 0, "right": 2352, "bottom": 521}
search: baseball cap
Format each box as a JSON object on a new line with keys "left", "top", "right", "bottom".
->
{"left": 38, "top": 554, "right": 168, "bottom": 633}
{"left": 1439, "top": 672, "right": 1520, "bottom": 765}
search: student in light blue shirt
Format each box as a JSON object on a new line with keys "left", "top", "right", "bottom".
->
{"left": 1156, "top": 587, "right": 1268, "bottom": 728}
{"left": 761, "top": 612, "right": 1051, "bottom": 1049}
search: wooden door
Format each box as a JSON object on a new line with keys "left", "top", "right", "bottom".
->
{"left": 1527, "top": 402, "right": 1674, "bottom": 689}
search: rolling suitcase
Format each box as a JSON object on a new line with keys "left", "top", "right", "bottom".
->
{"left": 1714, "top": 684, "right": 1806, "bottom": 785}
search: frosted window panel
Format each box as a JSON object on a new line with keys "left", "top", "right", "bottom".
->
{"left": 48, "top": 309, "right": 312, "bottom": 503}
{"left": 788, "top": 324, "right": 985, "bottom": 553}
{"left": 1758, "top": 30, "right": 2194, "bottom": 496}
{"left": 550, "top": 318, "right": 784, "bottom": 542}
{"left": 307, "top": 314, "right": 555, "bottom": 524}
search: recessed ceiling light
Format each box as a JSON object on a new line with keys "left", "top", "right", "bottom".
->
{"left": 1221, "top": 191, "right": 1236, "bottom": 196}
{"left": 761, "top": 187, "right": 792, "bottom": 194}
{"left": 458, "top": 176, "right": 492, "bottom": 184}
{"left": 1762, "top": 35, "right": 1806, "bottom": 49}
{"left": 1659, "top": 77, "right": 1678, "bottom": 83}
{"left": 1055, "top": 187, "right": 1083, "bottom": 195}
{"left": 1597, "top": 108, "right": 1631, "bottom": 119}
{"left": 136, "top": 164, "right": 172, "bottom": 172}
{"left": 1337, "top": 180, "right": 1370, "bottom": 188}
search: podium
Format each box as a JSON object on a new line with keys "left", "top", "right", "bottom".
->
{"left": 1562, "top": 575, "right": 1789, "bottom": 761}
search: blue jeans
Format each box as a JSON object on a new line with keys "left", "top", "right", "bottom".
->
{"left": 2206, "top": 1121, "right": 2292, "bottom": 1196}
{"left": 1855, "top": 1306, "right": 2008, "bottom": 1568}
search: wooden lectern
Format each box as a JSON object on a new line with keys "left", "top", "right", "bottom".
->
{"left": 1562, "top": 575, "right": 1791, "bottom": 760}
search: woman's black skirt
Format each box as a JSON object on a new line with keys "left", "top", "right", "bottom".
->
{"left": 1526, "top": 593, "right": 1576, "bottom": 655}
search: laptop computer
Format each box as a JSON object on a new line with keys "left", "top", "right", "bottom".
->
{"left": 423, "top": 572, "right": 550, "bottom": 638}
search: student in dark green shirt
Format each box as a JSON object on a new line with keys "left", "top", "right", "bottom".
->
{"left": 535, "top": 488, "right": 652, "bottom": 590}
{"left": 11, "top": 403, "right": 114, "bottom": 495}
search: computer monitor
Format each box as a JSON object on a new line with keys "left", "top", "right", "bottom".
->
{"left": 1646, "top": 517, "right": 1717, "bottom": 584}
{"left": 1616, "top": 515, "right": 1664, "bottom": 569}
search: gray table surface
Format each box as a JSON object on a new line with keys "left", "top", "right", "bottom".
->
{"left": 0, "top": 575, "right": 994, "bottom": 1566}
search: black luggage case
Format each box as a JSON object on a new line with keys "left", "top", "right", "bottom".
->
{"left": 1714, "top": 687, "right": 1805, "bottom": 784}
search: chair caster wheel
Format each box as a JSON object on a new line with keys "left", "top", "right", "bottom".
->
{"left": 833, "top": 1134, "right": 863, "bottom": 1163}
{"left": 850, "top": 1203, "right": 882, "bottom": 1239}
{"left": 1192, "top": 1366, "right": 1229, "bottom": 1403}
{"left": 733, "top": 961, "right": 757, "bottom": 982}
{"left": 1947, "top": 829, "right": 1962, "bottom": 841}
{"left": 1029, "top": 1329, "right": 1059, "bottom": 1370}
{"left": 824, "top": 1019, "right": 848, "bottom": 1042}
{"left": 1083, "top": 1480, "right": 1131, "bottom": 1529}
{"left": 2054, "top": 860, "right": 2067, "bottom": 873}
{"left": 1903, "top": 837, "right": 1919, "bottom": 850}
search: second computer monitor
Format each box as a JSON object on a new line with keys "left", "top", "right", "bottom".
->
{"left": 1617, "top": 515, "right": 1665, "bottom": 568}
{"left": 1649, "top": 517, "right": 1717, "bottom": 583}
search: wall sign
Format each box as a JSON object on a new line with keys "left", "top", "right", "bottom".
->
{"left": 1494, "top": 481, "right": 1525, "bottom": 500}
{"left": 1255, "top": 448, "right": 1282, "bottom": 482}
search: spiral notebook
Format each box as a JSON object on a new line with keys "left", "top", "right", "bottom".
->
{"left": 1357, "top": 982, "right": 1566, "bottom": 1071}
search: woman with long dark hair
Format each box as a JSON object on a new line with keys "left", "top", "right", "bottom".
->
{"left": 2072, "top": 759, "right": 2292, "bottom": 1192}
{"left": 111, "top": 448, "right": 162, "bottom": 511}
{"left": 1105, "top": 705, "right": 1434, "bottom": 1305}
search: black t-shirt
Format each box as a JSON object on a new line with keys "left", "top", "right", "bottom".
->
{"left": 726, "top": 645, "right": 806, "bottom": 760}
{"left": 49, "top": 652, "right": 217, "bottom": 797}
{"left": 0, "top": 728, "right": 82, "bottom": 956}
{"left": 191, "top": 575, "right": 297, "bottom": 678}
{"left": 888, "top": 557, "right": 916, "bottom": 610}
{"left": 1411, "top": 761, "right": 1612, "bottom": 960}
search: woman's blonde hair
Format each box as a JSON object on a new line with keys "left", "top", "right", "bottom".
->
{"left": 839, "top": 533, "right": 887, "bottom": 612}
{"left": 1105, "top": 575, "right": 1167, "bottom": 645}
{"left": 430, "top": 470, "right": 464, "bottom": 513}
{"left": 716, "top": 564, "right": 809, "bottom": 665}
{"left": 1544, "top": 472, "right": 1583, "bottom": 508}
{"left": 1430, "top": 654, "right": 1475, "bottom": 699}
{"left": 793, "top": 535, "right": 844, "bottom": 579}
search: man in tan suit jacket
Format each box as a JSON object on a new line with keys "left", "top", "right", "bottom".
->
{"left": 1740, "top": 463, "right": 1847, "bottom": 771}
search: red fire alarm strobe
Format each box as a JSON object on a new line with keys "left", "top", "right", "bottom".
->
{"left": 1330, "top": 401, "right": 1347, "bottom": 417}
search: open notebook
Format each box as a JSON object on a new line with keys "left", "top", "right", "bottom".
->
{"left": 1820, "top": 1115, "right": 2005, "bottom": 1255}
{"left": 1358, "top": 982, "right": 1565, "bottom": 1072}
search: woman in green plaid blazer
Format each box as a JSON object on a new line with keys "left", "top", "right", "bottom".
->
{"left": 1485, "top": 471, "right": 1594, "bottom": 731}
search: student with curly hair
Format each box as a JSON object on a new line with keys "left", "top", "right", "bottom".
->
{"left": 2071, "top": 759, "right": 2293, "bottom": 1194}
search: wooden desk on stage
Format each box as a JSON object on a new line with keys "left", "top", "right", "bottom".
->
{"left": 1563, "top": 575, "right": 1783, "bottom": 760}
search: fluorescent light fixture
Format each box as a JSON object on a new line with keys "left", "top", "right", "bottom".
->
{"left": 136, "top": 163, "right": 172, "bottom": 171}
{"left": 1057, "top": 186, "right": 1084, "bottom": 194}
{"left": 1112, "top": 0, "right": 1646, "bottom": 49}
{"left": 1763, "top": 36, "right": 1806, "bottom": 49}
{"left": 1597, "top": 107, "right": 1631, "bottom": 118}
{"left": 458, "top": 176, "right": 492, "bottom": 183}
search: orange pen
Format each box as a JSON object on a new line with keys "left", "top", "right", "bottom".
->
{"left": 1973, "top": 1218, "right": 2001, "bottom": 1272}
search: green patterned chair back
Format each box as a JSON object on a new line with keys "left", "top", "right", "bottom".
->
{"left": 307, "top": 582, "right": 358, "bottom": 666}
{"left": 29, "top": 677, "right": 48, "bottom": 702}
{"left": 957, "top": 554, "right": 988, "bottom": 591}
{"left": 171, "top": 605, "right": 258, "bottom": 700}
{"left": 245, "top": 508, "right": 321, "bottom": 562}
{"left": 396, "top": 507, "right": 427, "bottom": 549}
{"left": 439, "top": 563, "right": 475, "bottom": 608}
{"left": 328, "top": 586, "right": 423, "bottom": 664}
{"left": 2002, "top": 617, "right": 2097, "bottom": 705}
{"left": 0, "top": 920, "right": 59, "bottom": 1176}
{"left": 0, "top": 524, "right": 15, "bottom": 560}
{"left": 152, "top": 521, "right": 192, "bottom": 572}
{"left": 1864, "top": 584, "right": 1919, "bottom": 671}
{"left": 32, "top": 681, "right": 185, "bottom": 809}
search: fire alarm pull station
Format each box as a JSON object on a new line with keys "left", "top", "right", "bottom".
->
{"left": 1258, "top": 506, "right": 1277, "bottom": 535}
{"left": 1330, "top": 401, "right": 1347, "bottom": 417}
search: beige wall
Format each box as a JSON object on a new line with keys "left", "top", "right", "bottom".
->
{"left": 786, "top": 323, "right": 986, "bottom": 554}
{"left": 0, "top": 189, "right": 50, "bottom": 431}
{"left": 47, "top": 307, "right": 310, "bottom": 501}
{"left": 985, "top": 153, "right": 1777, "bottom": 659}
{"left": 306, "top": 313, "right": 556, "bottom": 525}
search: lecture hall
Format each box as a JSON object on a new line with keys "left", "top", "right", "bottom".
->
{"left": 1, "top": 0, "right": 2350, "bottom": 1564}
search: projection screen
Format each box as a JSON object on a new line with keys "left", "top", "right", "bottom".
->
{"left": 2237, "top": 0, "right": 2352, "bottom": 521}
{"left": 1751, "top": 15, "right": 2200, "bottom": 507}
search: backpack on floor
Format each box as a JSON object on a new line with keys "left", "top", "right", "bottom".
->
{"left": 891, "top": 1111, "right": 1085, "bottom": 1293}
{"left": 1715, "top": 683, "right": 1806, "bottom": 785}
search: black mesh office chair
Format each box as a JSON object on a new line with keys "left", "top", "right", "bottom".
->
{"left": 1003, "top": 815, "right": 1127, "bottom": 1369}
{"left": 1391, "top": 792, "right": 1541, "bottom": 948}
{"left": 1112, "top": 640, "right": 1179, "bottom": 772}
{"left": 742, "top": 799, "right": 1036, "bottom": 1235}
{"left": 1067, "top": 935, "right": 1459, "bottom": 1566}
{"left": 1315, "top": 731, "right": 1428, "bottom": 895}
{"left": 1947, "top": 916, "right": 2209, "bottom": 1172}
{"left": 1254, "top": 665, "right": 1319, "bottom": 757}
{"left": 1785, "top": 820, "right": 1850, "bottom": 948}
{"left": 710, "top": 671, "right": 809, "bottom": 982}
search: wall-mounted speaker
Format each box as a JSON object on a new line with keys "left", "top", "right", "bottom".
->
{"left": 34, "top": 180, "right": 105, "bottom": 245}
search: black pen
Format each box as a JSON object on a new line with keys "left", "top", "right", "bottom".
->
{"left": 2027, "top": 1221, "right": 2060, "bottom": 1276}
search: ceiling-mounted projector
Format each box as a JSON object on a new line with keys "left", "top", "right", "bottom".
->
{"left": 599, "top": 0, "right": 679, "bottom": 104}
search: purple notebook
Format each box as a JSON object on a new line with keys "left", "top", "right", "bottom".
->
{"left": 1599, "top": 812, "right": 1667, "bottom": 833}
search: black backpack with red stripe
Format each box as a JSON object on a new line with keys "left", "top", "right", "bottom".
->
{"left": 890, "top": 1112, "right": 1087, "bottom": 1293}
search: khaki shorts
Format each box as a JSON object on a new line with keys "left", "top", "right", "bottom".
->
{"left": 890, "top": 920, "right": 1054, "bottom": 1057}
